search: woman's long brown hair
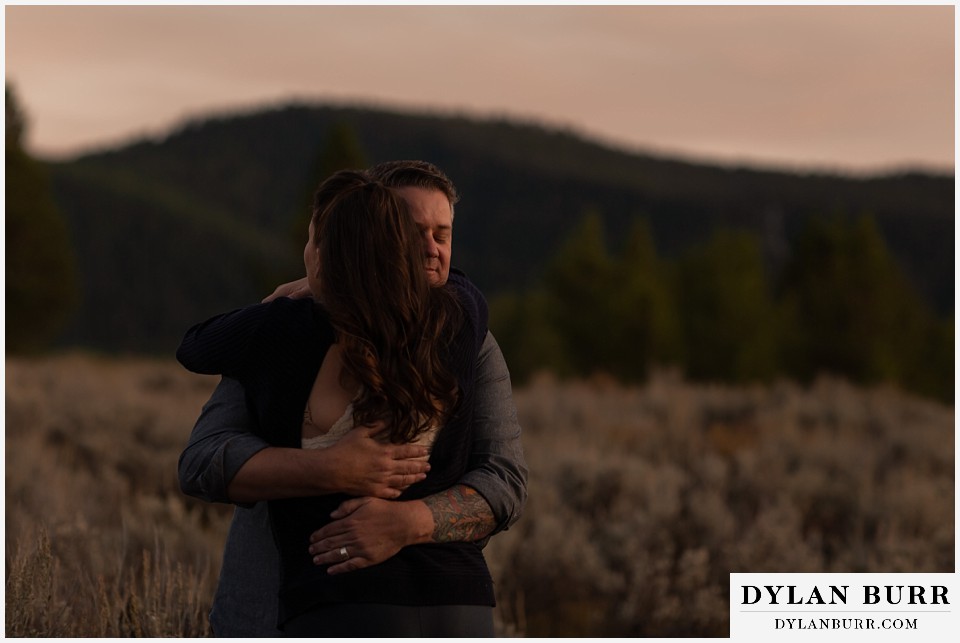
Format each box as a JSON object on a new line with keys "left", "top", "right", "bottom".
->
{"left": 311, "top": 171, "right": 462, "bottom": 443}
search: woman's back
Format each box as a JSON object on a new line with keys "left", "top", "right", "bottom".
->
{"left": 300, "top": 343, "right": 357, "bottom": 442}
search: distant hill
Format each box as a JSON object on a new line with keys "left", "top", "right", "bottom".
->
{"left": 46, "top": 102, "right": 954, "bottom": 354}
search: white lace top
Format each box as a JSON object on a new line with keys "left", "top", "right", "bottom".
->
{"left": 301, "top": 402, "right": 440, "bottom": 458}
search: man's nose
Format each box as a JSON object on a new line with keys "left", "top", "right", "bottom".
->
{"left": 423, "top": 235, "right": 439, "bottom": 258}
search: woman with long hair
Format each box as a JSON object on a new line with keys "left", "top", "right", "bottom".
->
{"left": 177, "top": 170, "right": 493, "bottom": 635}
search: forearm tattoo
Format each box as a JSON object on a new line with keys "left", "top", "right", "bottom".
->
{"left": 423, "top": 484, "right": 496, "bottom": 543}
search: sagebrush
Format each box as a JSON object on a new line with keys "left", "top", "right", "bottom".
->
{"left": 5, "top": 355, "right": 953, "bottom": 636}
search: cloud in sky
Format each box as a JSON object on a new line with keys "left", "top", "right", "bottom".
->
{"left": 5, "top": 4, "right": 954, "bottom": 173}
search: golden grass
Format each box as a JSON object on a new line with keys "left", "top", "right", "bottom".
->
{"left": 5, "top": 354, "right": 227, "bottom": 637}
{"left": 5, "top": 355, "right": 954, "bottom": 636}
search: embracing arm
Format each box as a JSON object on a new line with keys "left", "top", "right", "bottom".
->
{"left": 178, "top": 377, "right": 270, "bottom": 504}
{"left": 178, "top": 377, "right": 431, "bottom": 505}
{"left": 425, "top": 484, "right": 497, "bottom": 543}
{"left": 457, "top": 330, "right": 528, "bottom": 534}
{"left": 228, "top": 426, "right": 432, "bottom": 502}
{"left": 306, "top": 485, "right": 492, "bottom": 574}
{"left": 409, "top": 330, "right": 528, "bottom": 542}
{"left": 176, "top": 303, "right": 271, "bottom": 377}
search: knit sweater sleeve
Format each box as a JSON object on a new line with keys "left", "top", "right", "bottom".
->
{"left": 177, "top": 304, "right": 266, "bottom": 378}
{"left": 176, "top": 298, "right": 307, "bottom": 380}
{"left": 447, "top": 269, "right": 489, "bottom": 354}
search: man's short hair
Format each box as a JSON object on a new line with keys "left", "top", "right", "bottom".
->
{"left": 368, "top": 160, "right": 460, "bottom": 216}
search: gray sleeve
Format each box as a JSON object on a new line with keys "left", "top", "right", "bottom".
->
{"left": 177, "top": 377, "right": 270, "bottom": 505}
{"left": 459, "top": 331, "right": 529, "bottom": 533}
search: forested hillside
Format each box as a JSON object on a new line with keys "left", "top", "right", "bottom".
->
{"left": 43, "top": 103, "right": 952, "bottom": 391}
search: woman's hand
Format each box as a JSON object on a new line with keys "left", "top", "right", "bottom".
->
{"left": 307, "top": 497, "right": 434, "bottom": 574}
{"left": 262, "top": 277, "right": 311, "bottom": 302}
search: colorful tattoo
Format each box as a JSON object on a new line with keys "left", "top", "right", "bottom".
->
{"left": 424, "top": 484, "right": 495, "bottom": 543}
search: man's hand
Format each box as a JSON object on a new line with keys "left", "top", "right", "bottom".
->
{"left": 307, "top": 497, "right": 434, "bottom": 574}
{"left": 328, "top": 424, "right": 431, "bottom": 499}
{"left": 263, "top": 277, "right": 311, "bottom": 302}
{"left": 225, "top": 422, "right": 430, "bottom": 503}
{"left": 306, "top": 484, "right": 496, "bottom": 574}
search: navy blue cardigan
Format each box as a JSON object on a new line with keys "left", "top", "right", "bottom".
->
{"left": 177, "top": 270, "right": 493, "bottom": 624}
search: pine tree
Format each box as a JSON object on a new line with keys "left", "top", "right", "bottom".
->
{"left": 542, "top": 211, "right": 618, "bottom": 375}
{"left": 673, "top": 230, "right": 779, "bottom": 382}
{"left": 488, "top": 290, "right": 569, "bottom": 383}
{"left": 607, "top": 217, "right": 681, "bottom": 381}
{"left": 778, "top": 214, "right": 936, "bottom": 388}
{"left": 6, "top": 84, "right": 78, "bottom": 352}
{"left": 290, "top": 122, "right": 367, "bottom": 249}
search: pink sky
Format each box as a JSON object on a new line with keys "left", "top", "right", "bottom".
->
{"left": 4, "top": 4, "right": 955, "bottom": 174}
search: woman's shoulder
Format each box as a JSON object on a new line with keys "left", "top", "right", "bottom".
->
{"left": 444, "top": 268, "right": 488, "bottom": 350}
{"left": 267, "top": 296, "right": 336, "bottom": 336}
{"left": 446, "top": 269, "right": 487, "bottom": 319}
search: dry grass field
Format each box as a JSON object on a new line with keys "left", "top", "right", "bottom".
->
{"left": 5, "top": 354, "right": 954, "bottom": 637}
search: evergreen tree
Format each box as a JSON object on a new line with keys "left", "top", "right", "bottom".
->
{"left": 6, "top": 84, "right": 78, "bottom": 352}
{"left": 778, "top": 214, "right": 935, "bottom": 388}
{"left": 673, "top": 230, "right": 779, "bottom": 382}
{"left": 607, "top": 217, "right": 682, "bottom": 381}
{"left": 290, "top": 122, "right": 367, "bottom": 248}
{"left": 488, "top": 290, "right": 570, "bottom": 383}
{"left": 542, "top": 211, "right": 617, "bottom": 375}
{"left": 900, "top": 315, "right": 954, "bottom": 403}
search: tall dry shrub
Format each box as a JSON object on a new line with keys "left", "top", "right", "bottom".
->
{"left": 6, "top": 355, "right": 953, "bottom": 637}
{"left": 5, "top": 354, "right": 229, "bottom": 637}
{"left": 486, "top": 371, "right": 953, "bottom": 636}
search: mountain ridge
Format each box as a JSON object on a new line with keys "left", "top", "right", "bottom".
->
{"left": 46, "top": 101, "right": 954, "bottom": 354}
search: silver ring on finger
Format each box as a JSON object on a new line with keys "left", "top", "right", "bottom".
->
{"left": 339, "top": 546, "right": 349, "bottom": 560}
